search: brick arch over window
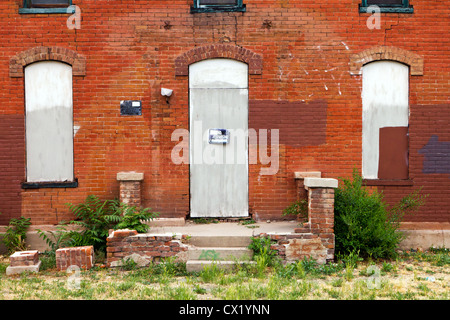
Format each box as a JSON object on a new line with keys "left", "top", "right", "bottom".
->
{"left": 349, "top": 46, "right": 423, "bottom": 76}
{"left": 175, "top": 44, "right": 263, "bottom": 76}
{"left": 9, "top": 46, "right": 86, "bottom": 78}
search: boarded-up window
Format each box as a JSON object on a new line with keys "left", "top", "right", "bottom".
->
{"left": 362, "top": 61, "right": 409, "bottom": 180}
{"left": 192, "top": 0, "right": 245, "bottom": 12}
{"left": 360, "top": 0, "right": 413, "bottom": 13}
{"left": 25, "top": 61, "right": 74, "bottom": 182}
{"left": 367, "top": 0, "right": 403, "bottom": 5}
{"left": 199, "top": 0, "right": 237, "bottom": 4}
{"left": 25, "top": 0, "right": 71, "bottom": 8}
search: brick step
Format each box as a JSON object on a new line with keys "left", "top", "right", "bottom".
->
{"left": 294, "top": 227, "right": 311, "bottom": 233}
{"left": 188, "top": 247, "right": 253, "bottom": 261}
{"left": 186, "top": 260, "right": 256, "bottom": 273}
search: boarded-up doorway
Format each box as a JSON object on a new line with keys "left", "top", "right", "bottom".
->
{"left": 189, "top": 59, "right": 249, "bottom": 217}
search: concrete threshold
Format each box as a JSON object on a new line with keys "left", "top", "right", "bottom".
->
{"left": 146, "top": 220, "right": 300, "bottom": 237}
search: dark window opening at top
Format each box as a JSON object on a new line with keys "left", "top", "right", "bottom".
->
{"left": 367, "top": 0, "right": 403, "bottom": 5}
{"left": 25, "top": 0, "right": 71, "bottom": 8}
{"left": 191, "top": 0, "right": 246, "bottom": 13}
{"left": 360, "top": 0, "right": 413, "bottom": 13}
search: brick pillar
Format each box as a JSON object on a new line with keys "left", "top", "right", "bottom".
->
{"left": 117, "top": 172, "right": 144, "bottom": 207}
{"left": 304, "top": 177, "right": 338, "bottom": 261}
{"left": 294, "top": 172, "right": 321, "bottom": 222}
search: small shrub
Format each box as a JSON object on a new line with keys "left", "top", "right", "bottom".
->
{"left": 36, "top": 226, "right": 76, "bottom": 257}
{"left": 153, "top": 257, "right": 187, "bottom": 277}
{"left": 39, "top": 252, "right": 56, "bottom": 270}
{"left": 1, "top": 217, "right": 32, "bottom": 255}
{"left": 65, "top": 195, "right": 158, "bottom": 253}
{"left": 120, "top": 257, "right": 138, "bottom": 271}
{"left": 300, "top": 256, "right": 319, "bottom": 274}
{"left": 66, "top": 195, "right": 120, "bottom": 252}
{"left": 276, "top": 260, "right": 306, "bottom": 279}
{"left": 334, "top": 169, "right": 427, "bottom": 259}
{"left": 199, "top": 262, "right": 224, "bottom": 283}
{"left": 110, "top": 200, "right": 158, "bottom": 233}
{"left": 193, "top": 284, "right": 207, "bottom": 295}
{"left": 381, "top": 261, "right": 394, "bottom": 273}
{"left": 248, "top": 236, "right": 279, "bottom": 268}
{"left": 338, "top": 249, "right": 363, "bottom": 268}
{"left": 282, "top": 199, "right": 308, "bottom": 221}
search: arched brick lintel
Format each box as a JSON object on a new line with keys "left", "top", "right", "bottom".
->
{"left": 9, "top": 46, "right": 86, "bottom": 78}
{"left": 175, "top": 44, "right": 263, "bottom": 76}
{"left": 349, "top": 46, "right": 423, "bottom": 76}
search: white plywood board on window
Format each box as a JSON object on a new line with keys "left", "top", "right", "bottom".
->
{"left": 362, "top": 61, "right": 409, "bottom": 179}
{"left": 189, "top": 58, "right": 248, "bottom": 89}
{"left": 25, "top": 61, "right": 74, "bottom": 182}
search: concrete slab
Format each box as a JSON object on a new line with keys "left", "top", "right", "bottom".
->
{"left": 304, "top": 177, "right": 338, "bottom": 188}
{"left": 398, "top": 229, "right": 450, "bottom": 250}
{"left": 116, "top": 171, "right": 144, "bottom": 181}
{"left": 6, "top": 260, "right": 41, "bottom": 276}
{"left": 189, "top": 235, "right": 252, "bottom": 247}
{"left": 146, "top": 217, "right": 186, "bottom": 227}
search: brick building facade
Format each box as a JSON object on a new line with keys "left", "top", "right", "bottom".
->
{"left": 0, "top": 0, "right": 448, "bottom": 226}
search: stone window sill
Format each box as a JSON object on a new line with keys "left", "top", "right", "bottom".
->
{"left": 19, "top": 7, "right": 74, "bottom": 14}
{"left": 359, "top": 5, "right": 413, "bottom": 13}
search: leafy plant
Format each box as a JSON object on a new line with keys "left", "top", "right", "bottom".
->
{"left": 276, "top": 260, "right": 306, "bottom": 279}
{"left": 239, "top": 218, "right": 257, "bottom": 226}
{"left": 65, "top": 195, "right": 158, "bottom": 253}
{"left": 110, "top": 200, "right": 158, "bottom": 233}
{"left": 1, "top": 217, "right": 32, "bottom": 255}
{"left": 35, "top": 225, "right": 83, "bottom": 269}
{"left": 66, "top": 195, "right": 120, "bottom": 252}
{"left": 300, "top": 256, "right": 319, "bottom": 274}
{"left": 36, "top": 226, "right": 75, "bottom": 255}
{"left": 35, "top": 195, "right": 158, "bottom": 265}
{"left": 282, "top": 199, "right": 308, "bottom": 221}
{"left": 334, "top": 169, "right": 427, "bottom": 259}
{"left": 120, "top": 257, "right": 138, "bottom": 271}
{"left": 248, "top": 236, "right": 279, "bottom": 269}
{"left": 338, "top": 249, "right": 363, "bottom": 268}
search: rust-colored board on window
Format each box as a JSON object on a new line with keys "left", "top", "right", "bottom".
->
{"left": 378, "top": 126, "right": 409, "bottom": 180}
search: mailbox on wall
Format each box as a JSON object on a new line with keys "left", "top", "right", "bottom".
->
{"left": 209, "top": 129, "right": 230, "bottom": 144}
{"left": 120, "top": 100, "right": 142, "bottom": 116}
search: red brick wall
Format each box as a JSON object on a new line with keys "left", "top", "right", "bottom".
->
{"left": 106, "top": 229, "right": 188, "bottom": 267}
{"left": 0, "top": 115, "right": 24, "bottom": 225}
{"left": 0, "top": 0, "right": 448, "bottom": 224}
{"left": 249, "top": 100, "right": 327, "bottom": 148}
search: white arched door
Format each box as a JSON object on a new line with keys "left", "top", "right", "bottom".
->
{"left": 189, "top": 59, "right": 249, "bottom": 217}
